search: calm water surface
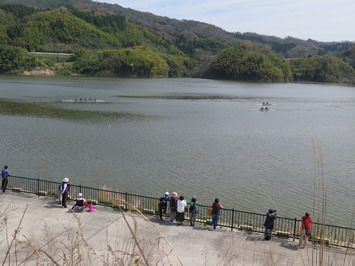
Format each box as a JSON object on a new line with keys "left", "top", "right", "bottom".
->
{"left": 0, "top": 76, "right": 354, "bottom": 226}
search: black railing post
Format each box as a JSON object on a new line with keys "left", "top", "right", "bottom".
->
{"left": 293, "top": 218, "right": 297, "bottom": 241}
{"left": 79, "top": 184, "right": 82, "bottom": 192}
{"left": 231, "top": 209, "right": 235, "bottom": 231}
{"left": 125, "top": 192, "right": 128, "bottom": 211}
{"left": 37, "top": 178, "right": 40, "bottom": 197}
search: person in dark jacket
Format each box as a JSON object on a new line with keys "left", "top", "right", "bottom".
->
{"left": 59, "top": 177, "right": 70, "bottom": 208}
{"left": 189, "top": 196, "right": 199, "bottom": 227}
{"left": 169, "top": 192, "right": 178, "bottom": 223}
{"left": 210, "top": 198, "right": 224, "bottom": 230}
{"left": 159, "top": 192, "right": 169, "bottom": 221}
{"left": 264, "top": 209, "right": 277, "bottom": 239}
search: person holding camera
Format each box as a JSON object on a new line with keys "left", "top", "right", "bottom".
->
{"left": 264, "top": 209, "right": 277, "bottom": 240}
{"left": 299, "top": 212, "right": 313, "bottom": 248}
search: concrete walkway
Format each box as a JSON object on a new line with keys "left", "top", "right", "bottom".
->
{"left": 0, "top": 192, "right": 353, "bottom": 265}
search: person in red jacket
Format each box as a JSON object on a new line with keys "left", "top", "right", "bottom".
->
{"left": 299, "top": 212, "right": 313, "bottom": 248}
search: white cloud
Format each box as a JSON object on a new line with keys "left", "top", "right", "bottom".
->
{"left": 96, "top": 0, "right": 355, "bottom": 41}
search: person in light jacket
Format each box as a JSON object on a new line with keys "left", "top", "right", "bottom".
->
{"left": 176, "top": 195, "right": 187, "bottom": 225}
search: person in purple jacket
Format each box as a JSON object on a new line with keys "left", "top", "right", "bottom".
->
{"left": 1, "top": 165, "right": 9, "bottom": 193}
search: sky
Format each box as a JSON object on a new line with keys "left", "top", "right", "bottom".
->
{"left": 95, "top": 0, "right": 355, "bottom": 42}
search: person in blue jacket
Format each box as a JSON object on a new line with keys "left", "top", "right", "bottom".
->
{"left": 1, "top": 165, "right": 9, "bottom": 193}
{"left": 159, "top": 192, "right": 169, "bottom": 220}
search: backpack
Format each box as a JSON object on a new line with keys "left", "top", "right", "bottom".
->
{"left": 189, "top": 204, "right": 195, "bottom": 212}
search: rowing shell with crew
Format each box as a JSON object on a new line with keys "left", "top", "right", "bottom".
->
{"left": 62, "top": 98, "right": 105, "bottom": 103}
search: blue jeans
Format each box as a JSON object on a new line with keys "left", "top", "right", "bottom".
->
{"left": 264, "top": 227, "right": 273, "bottom": 238}
{"left": 212, "top": 214, "right": 219, "bottom": 229}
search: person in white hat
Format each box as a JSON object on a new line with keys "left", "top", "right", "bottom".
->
{"left": 58, "top": 177, "right": 70, "bottom": 208}
{"left": 72, "top": 192, "right": 88, "bottom": 210}
{"left": 158, "top": 192, "right": 169, "bottom": 221}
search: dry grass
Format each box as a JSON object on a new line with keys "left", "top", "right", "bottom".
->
{"left": 0, "top": 195, "right": 182, "bottom": 266}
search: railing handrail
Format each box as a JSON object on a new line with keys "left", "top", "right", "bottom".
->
{"left": 9, "top": 174, "right": 355, "bottom": 231}
{"left": 7, "top": 174, "right": 355, "bottom": 249}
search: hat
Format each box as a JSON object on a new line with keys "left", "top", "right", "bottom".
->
{"left": 78, "top": 193, "right": 83, "bottom": 197}
{"left": 63, "top": 177, "right": 69, "bottom": 182}
{"left": 165, "top": 192, "right": 169, "bottom": 196}
{"left": 172, "top": 192, "right": 178, "bottom": 197}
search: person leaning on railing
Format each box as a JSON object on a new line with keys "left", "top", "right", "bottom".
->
{"left": 210, "top": 198, "right": 224, "bottom": 230}
{"left": 264, "top": 209, "right": 277, "bottom": 240}
{"left": 189, "top": 196, "right": 199, "bottom": 227}
{"left": 159, "top": 192, "right": 170, "bottom": 221}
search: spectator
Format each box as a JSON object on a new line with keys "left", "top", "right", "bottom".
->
{"left": 189, "top": 196, "right": 199, "bottom": 227}
{"left": 176, "top": 195, "right": 187, "bottom": 225}
{"left": 159, "top": 192, "right": 170, "bottom": 221}
{"left": 299, "top": 212, "right": 313, "bottom": 248}
{"left": 264, "top": 209, "right": 277, "bottom": 240}
{"left": 71, "top": 193, "right": 88, "bottom": 210}
{"left": 1, "top": 165, "right": 9, "bottom": 193}
{"left": 59, "top": 177, "right": 70, "bottom": 208}
{"left": 169, "top": 192, "right": 178, "bottom": 223}
{"left": 210, "top": 198, "right": 224, "bottom": 230}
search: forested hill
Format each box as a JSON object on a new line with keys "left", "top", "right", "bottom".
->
{"left": 0, "top": 0, "right": 354, "bottom": 82}
{"left": 1, "top": 0, "right": 353, "bottom": 56}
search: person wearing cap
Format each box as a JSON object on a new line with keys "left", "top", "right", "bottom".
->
{"left": 169, "top": 192, "right": 178, "bottom": 223}
{"left": 1, "top": 165, "right": 10, "bottom": 193}
{"left": 159, "top": 192, "right": 170, "bottom": 221}
{"left": 299, "top": 212, "right": 313, "bottom": 248}
{"left": 72, "top": 193, "right": 88, "bottom": 210}
{"left": 59, "top": 177, "right": 70, "bottom": 208}
{"left": 189, "top": 196, "right": 199, "bottom": 227}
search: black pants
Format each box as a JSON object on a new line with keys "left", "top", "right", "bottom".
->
{"left": 159, "top": 204, "right": 167, "bottom": 219}
{"left": 1, "top": 178, "right": 8, "bottom": 192}
{"left": 62, "top": 191, "right": 68, "bottom": 208}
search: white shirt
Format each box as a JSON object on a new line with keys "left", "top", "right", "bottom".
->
{"left": 177, "top": 199, "right": 187, "bottom": 213}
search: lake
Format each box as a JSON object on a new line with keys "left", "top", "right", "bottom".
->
{"left": 0, "top": 76, "right": 354, "bottom": 227}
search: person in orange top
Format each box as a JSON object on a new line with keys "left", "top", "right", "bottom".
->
{"left": 210, "top": 198, "right": 224, "bottom": 230}
{"left": 299, "top": 212, "right": 313, "bottom": 248}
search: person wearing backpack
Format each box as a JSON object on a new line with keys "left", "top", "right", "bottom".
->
{"left": 59, "top": 177, "right": 70, "bottom": 208}
{"left": 189, "top": 196, "right": 199, "bottom": 227}
{"left": 158, "top": 192, "right": 169, "bottom": 221}
{"left": 298, "top": 212, "right": 313, "bottom": 248}
{"left": 264, "top": 209, "right": 277, "bottom": 240}
{"left": 210, "top": 198, "right": 224, "bottom": 230}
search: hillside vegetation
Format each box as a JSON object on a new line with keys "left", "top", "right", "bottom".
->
{"left": 0, "top": 0, "right": 354, "bottom": 82}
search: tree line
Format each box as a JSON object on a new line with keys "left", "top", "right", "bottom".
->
{"left": 0, "top": 3, "right": 354, "bottom": 82}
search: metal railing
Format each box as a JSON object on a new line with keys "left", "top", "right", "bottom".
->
{"left": 7, "top": 175, "right": 355, "bottom": 249}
